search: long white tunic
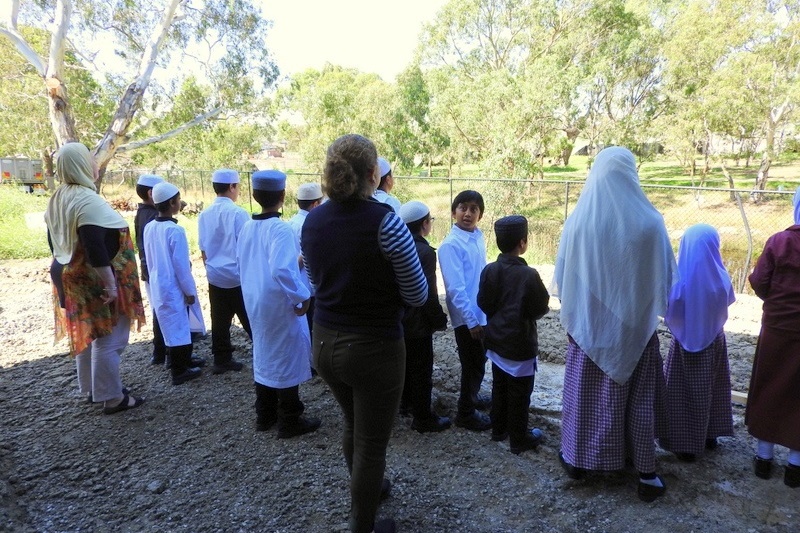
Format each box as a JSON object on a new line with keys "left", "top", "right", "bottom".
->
{"left": 143, "top": 218, "right": 205, "bottom": 346}
{"left": 237, "top": 215, "right": 312, "bottom": 388}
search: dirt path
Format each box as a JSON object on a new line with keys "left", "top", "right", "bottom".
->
{"left": 0, "top": 258, "right": 796, "bottom": 532}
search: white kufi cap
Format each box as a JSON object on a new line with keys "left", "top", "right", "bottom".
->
{"left": 137, "top": 174, "right": 164, "bottom": 188}
{"left": 399, "top": 200, "right": 430, "bottom": 224}
{"left": 212, "top": 168, "right": 239, "bottom": 184}
{"left": 378, "top": 157, "right": 392, "bottom": 179}
{"left": 152, "top": 182, "right": 180, "bottom": 204}
{"left": 297, "top": 182, "right": 323, "bottom": 201}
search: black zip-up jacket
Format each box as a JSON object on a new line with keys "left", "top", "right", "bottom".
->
{"left": 134, "top": 203, "right": 159, "bottom": 281}
{"left": 402, "top": 234, "right": 448, "bottom": 339}
{"left": 477, "top": 253, "right": 549, "bottom": 361}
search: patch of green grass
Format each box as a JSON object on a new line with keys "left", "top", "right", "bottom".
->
{"left": 0, "top": 187, "right": 50, "bottom": 259}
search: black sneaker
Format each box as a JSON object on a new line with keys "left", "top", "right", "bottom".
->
{"left": 454, "top": 411, "right": 491, "bottom": 431}
{"left": 172, "top": 367, "right": 202, "bottom": 385}
{"left": 559, "top": 451, "right": 586, "bottom": 480}
{"left": 212, "top": 359, "right": 244, "bottom": 374}
{"left": 256, "top": 416, "right": 277, "bottom": 432}
{"left": 510, "top": 428, "right": 544, "bottom": 454}
{"left": 754, "top": 456, "right": 773, "bottom": 480}
{"left": 474, "top": 394, "right": 492, "bottom": 411}
{"left": 491, "top": 430, "right": 509, "bottom": 442}
{"left": 190, "top": 356, "right": 206, "bottom": 368}
{"left": 373, "top": 518, "right": 396, "bottom": 533}
{"left": 277, "top": 416, "right": 321, "bottom": 439}
{"left": 411, "top": 416, "right": 451, "bottom": 433}
{"left": 150, "top": 354, "right": 165, "bottom": 365}
{"left": 380, "top": 478, "right": 391, "bottom": 501}
{"left": 637, "top": 475, "right": 667, "bottom": 502}
{"left": 785, "top": 463, "right": 800, "bottom": 488}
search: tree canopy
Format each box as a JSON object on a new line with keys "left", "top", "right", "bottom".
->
{"left": 1, "top": 0, "right": 278, "bottom": 175}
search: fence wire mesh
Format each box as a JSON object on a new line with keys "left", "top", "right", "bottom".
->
{"left": 103, "top": 169, "right": 796, "bottom": 294}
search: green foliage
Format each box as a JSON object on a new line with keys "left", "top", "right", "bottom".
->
{"left": 130, "top": 77, "right": 270, "bottom": 170}
{"left": 0, "top": 26, "right": 115, "bottom": 157}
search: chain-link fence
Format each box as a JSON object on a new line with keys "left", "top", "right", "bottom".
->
{"left": 396, "top": 176, "right": 795, "bottom": 294}
{"left": 103, "top": 169, "right": 796, "bottom": 294}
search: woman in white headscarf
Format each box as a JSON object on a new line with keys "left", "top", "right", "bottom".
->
{"left": 45, "top": 143, "right": 146, "bottom": 414}
{"left": 552, "top": 146, "right": 676, "bottom": 502}
{"left": 746, "top": 187, "right": 800, "bottom": 489}
{"left": 661, "top": 224, "right": 735, "bottom": 462}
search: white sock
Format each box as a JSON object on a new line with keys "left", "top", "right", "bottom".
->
{"left": 639, "top": 476, "right": 664, "bottom": 488}
{"left": 757, "top": 440, "right": 775, "bottom": 460}
{"left": 789, "top": 450, "right": 800, "bottom": 467}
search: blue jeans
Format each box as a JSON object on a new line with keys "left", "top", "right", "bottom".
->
{"left": 312, "top": 324, "right": 405, "bottom": 533}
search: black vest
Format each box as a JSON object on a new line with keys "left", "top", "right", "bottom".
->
{"left": 302, "top": 199, "right": 403, "bottom": 338}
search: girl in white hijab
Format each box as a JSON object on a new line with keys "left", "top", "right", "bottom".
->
{"left": 552, "top": 146, "right": 676, "bottom": 502}
{"left": 45, "top": 143, "right": 146, "bottom": 414}
{"left": 661, "top": 224, "right": 735, "bottom": 462}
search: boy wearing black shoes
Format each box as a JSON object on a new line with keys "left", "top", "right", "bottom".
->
{"left": 398, "top": 201, "right": 450, "bottom": 433}
{"left": 134, "top": 174, "right": 167, "bottom": 366}
{"left": 478, "top": 216, "right": 549, "bottom": 454}
{"left": 144, "top": 182, "right": 206, "bottom": 386}
{"left": 237, "top": 170, "right": 320, "bottom": 438}
{"left": 197, "top": 169, "right": 252, "bottom": 374}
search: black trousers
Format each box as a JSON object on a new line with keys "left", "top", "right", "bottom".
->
{"left": 401, "top": 335, "right": 435, "bottom": 421}
{"left": 168, "top": 343, "right": 194, "bottom": 376}
{"left": 208, "top": 284, "right": 252, "bottom": 364}
{"left": 254, "top": 382, "right": 304, "bottom": 427}
{"left": 490, "top": 363, "right": 535, "bottom": 447}
{"left": 151, "top": 310, "right": 166, "bottom": 359}
{"left": 453, "top": 325, "right": 487, "bottom": 417}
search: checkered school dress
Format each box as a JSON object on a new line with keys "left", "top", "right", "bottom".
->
{"left": 561, "top": 332, "right": 667, "bottom": 474}
{"left": 659, "top": 332, "right": 733, "bottom": 455}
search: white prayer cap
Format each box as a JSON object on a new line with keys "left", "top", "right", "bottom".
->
{"left": 137, "top": 174, "right": 164, "bottom": 188}
{"left": 399, "top": 200, "right": 430, "bottom": 224}
{"left": 252, "top": 170, "right": 286, "bottom": 191}
{"left": 152, "top": 182, "right": 180, "bottom": 204}
{"left": 297, "top": 182, "right": 323, "bottom": 201}
{"left": 212, "top": 168, "right": 239, "bottom": 184}
{"left": 378, "top": 157, "right": 392, "bottom": 179}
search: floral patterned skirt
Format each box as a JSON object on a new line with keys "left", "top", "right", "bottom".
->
{"left": 53, "top": 228, "right": 145, "bottom": 355}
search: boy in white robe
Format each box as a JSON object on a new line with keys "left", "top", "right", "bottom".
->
{"left": 237, "top": 170, "right": 321, "bottom": 438}
{"left": 144, "top": 182, "right": 206, "bottom": 386}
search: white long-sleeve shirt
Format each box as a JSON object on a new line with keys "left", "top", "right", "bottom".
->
{"left": 438, "top": 224, "right": 487, "bottom": 329}
{"left": 197, "top": 196, "right": 250, "bottom": 288}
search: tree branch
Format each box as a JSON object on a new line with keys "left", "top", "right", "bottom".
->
{"left": 116, "top": 107, "right": 223, "bottom": 153}
{"left": 0, "top": 0, "right": 46, "bottom": 76}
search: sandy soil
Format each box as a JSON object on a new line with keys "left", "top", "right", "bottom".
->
{"left": 0, "top": 258, "right": 796, "bottom": 532}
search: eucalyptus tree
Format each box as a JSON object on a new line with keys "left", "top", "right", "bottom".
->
{"left": 659, "top": 0, "right": 756, "bottom": 183}
{"left": 418, "top": 0, "right": 568, "bottom": 178}
{"left": 743, "top": 0, "right": 800, "bottom": 192}
{"left": 281, "top": 65, "right": 400, "bottom": 171}
{"left": 0, "top": 0, "right": 278, "bottom": 176}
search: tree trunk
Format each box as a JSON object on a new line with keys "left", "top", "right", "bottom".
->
{"left": 42, "top": 147, "right": 55, "bottom": 190}
{"left": 46, "top": 77, "right": 78, "bottom": 145}
{"left": 718, "top": 158, "right": 736, "bottom": 202}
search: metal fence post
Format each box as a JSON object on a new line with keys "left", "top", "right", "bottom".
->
{"left": 564, "top": 181, "right": 570, "bottom": 222}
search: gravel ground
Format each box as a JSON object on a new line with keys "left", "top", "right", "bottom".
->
{"left": 0, "top": 258, "right": 797, "bottom": 533}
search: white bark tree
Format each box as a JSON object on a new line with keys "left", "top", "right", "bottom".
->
{"left": 0, "top": 0, "right": 277, "bottom": 176}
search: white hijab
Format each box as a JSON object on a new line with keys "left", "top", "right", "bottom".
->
{"left": 665, "top": 224, "right": 735, "bottom": 352}
{"left": 44, "top": 143, "right": 128, "bottom": 264}
{"left": 552, "top": 146, "right": 677, "bottom": 384}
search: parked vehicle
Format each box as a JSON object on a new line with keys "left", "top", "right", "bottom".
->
{"left": 1, "top": 157, "right": 46, "bottom": 194}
